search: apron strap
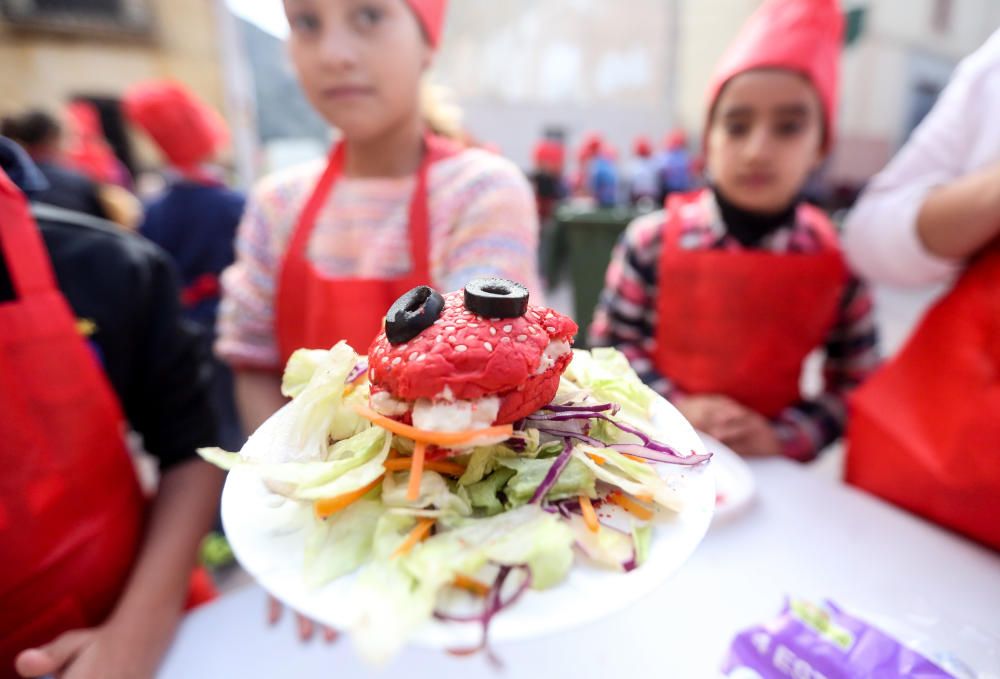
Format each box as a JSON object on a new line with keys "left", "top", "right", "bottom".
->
{"left": 285, "top": 133, "right": 451, "bottom": 283}
{"left": 662, "top": 190, "right": 703, "bottom": 252}
{"left": 0, "top": 170, "right": 58, "bottom": 299}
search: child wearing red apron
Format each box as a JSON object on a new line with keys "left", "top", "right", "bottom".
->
{"left": 842, "top": 29, "right": 1000, "bottom": 549}
{"left": 590, "top": 0, "right": 879, "bottom": 462}
{"left": 0, "top": 140, "right": 221, "bottom": 679}
{"left": 216, "top": 0, "right": 541, "bottom": 436}
{"left": 125, "top": 81, "right": 247, "bottom": 452}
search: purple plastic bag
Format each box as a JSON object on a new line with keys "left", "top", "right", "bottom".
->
{"left": 722, "top": 599, "right": 956, "bottom": 678}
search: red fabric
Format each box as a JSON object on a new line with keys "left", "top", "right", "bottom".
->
{"left": 654, "top": 190, "right": 847, "bottom": 418}
{"left": 180, "top": 273, "right": 221, "bottom": 308}
{"left": 846, "top": 245, "right": 1000, "bottom": 550}
{"left": 368, "top": 292, "right": 577, "bottom": 423}
{"left": 577, "top": 132, "right": 604, "bottom": 163}
{"left": 664, "top": 129, "right": 688, "bottom": 151}
{"left": 62, "top": 101, "right": 121, "bottom": 185}
{"left": 532, "top": 139, "right": 564, "bottom": 171}
{"left": 633, "top": 136, "right": 653, "bottom": 158}
{"left": 124, "top": 81, "right": 228, "bottom": 172}
{"left": 183, "top": 567, "right": 217, "bottom": 610}
{"left": 275, "top": 135, "right": 461, "bottom": 363}
{"left": 0, "top": 170, "right": 145, "bottom": 676}
{"left": 706, "top": 0, "right": 843, "bottom": 151}
{"left": 404, "top": 0, "right": 448, "bottom": 47}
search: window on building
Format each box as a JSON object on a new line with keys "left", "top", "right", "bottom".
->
{"left": 0, "top": 0, "right": 153, "bottom": 36}
{"left": 932, "top": 0, "right": 953, "bottom": 34}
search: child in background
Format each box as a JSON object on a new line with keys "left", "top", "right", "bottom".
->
{"left": 590, "top": 0, "right": 879, "bottom": 462}
{"left": 125, "top": 81, "right": 246, "bottom": 452}
{"left": 657, "top": 128, "right": 695, "bottom": 203}
{"left": 627, "top": 135, "right": 659, "bottom": 206}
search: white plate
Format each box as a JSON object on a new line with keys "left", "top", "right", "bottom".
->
{"left": 697, "top": 433, "right": 755, "bottom": 522}
{"left": 221, "top": 395, "right": 715, "bottom": 649}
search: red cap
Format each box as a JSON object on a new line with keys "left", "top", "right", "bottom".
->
{"left": 664, "top": 128, "right": 687, "bottom": 151}
{"left": 124, "top": 81, "right": 228, "bottom": 170}
{"left": 633, "top": 136, "right": 653, "bottom": 157}
{"left": 62, "top": 101, "right": 120, "bottom": 184}
{"left": 404, "top": 0, "right": 448, "bottom": 47}
{"left": 577, "top": 132, "right": 604, "bottom": 163}
{"left": 532, "top": 139, "right": 565, "bottom": 169}
{"left": 706, "top": 0, "right": 843, "bottom": 151}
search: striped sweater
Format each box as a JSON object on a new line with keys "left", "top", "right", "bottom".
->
{"left": 217, "top": 147, "right": 541, "bottom": 369}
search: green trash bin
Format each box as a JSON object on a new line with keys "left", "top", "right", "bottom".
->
{"left": 557, "top": 206, "right": 639, "bottom": 348}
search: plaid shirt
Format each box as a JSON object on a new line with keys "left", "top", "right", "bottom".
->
{"left": 589, "top": 190, "right": 880, "bottom": 462}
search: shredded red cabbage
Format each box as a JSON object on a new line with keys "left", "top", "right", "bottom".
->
{"left": 528, "top": 439, "right": 574, "bottom": 504}
{"left": 345, "top": 360, "right": 368, "bottom": 384}
{"left": 435, "top": 564, "right": 533, "bottom": 666}
{"left": 528, "top": 406, "right": 710, "bottom": 466}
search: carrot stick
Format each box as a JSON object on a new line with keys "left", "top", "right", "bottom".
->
{"left": 354, "top": 404, "right": 513, "bottom": 446}
{"left": 391, "top": 518, "right": 435, "bottom": 558}
{"left": 314, "top": 475, "right": 384, "bottom": 519}
{"left": 383, "top": 457, "right": 466, "bottom": 476}
{"left": 579, "top": 494, "right": 600, "bottom": 533}
{"left": 621, "top": 453, "right": 649, "bottom": 464}
{"left": 585, "top": 452, "right": 607, "bottom": 466}
{"left": 452, "top": 574, "right": 490, "bottom": 597}
{"left": 406, "top": 441, "right": 427, "bottom": 501}
{"left": 606, "top": 491, "right": 654, "bottom": 520}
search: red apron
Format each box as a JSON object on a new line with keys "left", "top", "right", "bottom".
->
{"left": 654, "top": 190, "right": 848, "bottom": 418}
{"left": 0, "top": 172, "right": 145, "bottom": 676}
{"left": 846, "top": 244, "right": 1000, "bottom": 549}
{"left": 276, "top": 135, "right": 460, "bottom": 362}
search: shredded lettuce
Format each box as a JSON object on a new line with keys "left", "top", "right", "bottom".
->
{"left": 572, "top": 445, "right": 686, "bottom": 511}
{"left": 282, "top": 342, "right": 372, "bottom": 457}
{"left": 498, "top": 456, "right": 596, "bottom": 507}
{"left": 465, "top": 467, "right": 516, "bottom": 515}
{"left": 559, "top": 347, "right": 657, "bottom": 419}
{"left": 631, "top": 520, "right": 653, "bottom": 567}
{"left": 303, "top": 500, "right": 384, "bottom": 588}
{"left": 566, "top": 514, "right": 634, "bottom": 571}
{"left": 198, "top": 426, "right": 389, "bottom": 498}
{"left": 347, "top": 506, "right": 574, "bottom": 665}
{"left": 457, "top": 436, "right": 540, "bottom": 486}
{"left": 380, "top": 470, "right": 472, "bottom": 518}
{"left": 291, "top": 432, "right": 391, "bottom": 501}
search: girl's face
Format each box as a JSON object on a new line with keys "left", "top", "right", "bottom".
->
{"left": 707, "top": 69, "right": 824, "bottom": 213}
{"left": 284, "top": 0, "right": 431, "bottom": 141}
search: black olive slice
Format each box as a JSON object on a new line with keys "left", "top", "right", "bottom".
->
{"left": 463, "top": 278, "right": 529, "bottom": 318}
{"left": 384, "top": 285, "right": 444, "bottom": 344}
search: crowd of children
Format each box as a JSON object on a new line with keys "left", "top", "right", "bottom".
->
{"left": 1, "top": 0, "right": 998, "bottom": 676}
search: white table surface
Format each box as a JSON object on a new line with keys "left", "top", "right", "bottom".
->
{"left": 159, "top": 458, "right": 1000, "bottom": 678}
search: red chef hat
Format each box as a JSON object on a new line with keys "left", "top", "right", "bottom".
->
{"left": 664, "top": 128, "right": 687, "bottom": 151}
{"left": 404, "top": 0, "right": 448, "bottom": 47}
{"left": 123, "top": 81, "right": 228, "bottom": 171}
{"left": 633, "top": 136, "right": 653, "bottom": 158}
{"left": 62, "top": 101, "right": 120, "bottom": 185}
{"left": 532, "top": 139, "right": 565, "bottom": 170}
{"left": 706, "top": 0, "right": 843, "bottom": 151}
{"left": 577, "top": 132, "right": 604, "bottom": 163}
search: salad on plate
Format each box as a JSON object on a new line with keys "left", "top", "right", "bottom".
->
{"left": 200, "top": 278, "right": 712, "bottom": 664}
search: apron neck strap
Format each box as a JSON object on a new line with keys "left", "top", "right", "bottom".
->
{"left": 0, "top": 171, "right": 58, "bottom": 299}
{"left": 288, "top": 132, "right": 451, "bottom": 281}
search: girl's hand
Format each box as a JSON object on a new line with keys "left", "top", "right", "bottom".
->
{"left": 15, "top": 622, "right": 164, "bottom": 679}
{"left": 268, "top": 595, "right": 339, "bottom": 643}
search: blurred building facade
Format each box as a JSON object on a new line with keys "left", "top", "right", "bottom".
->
{"left": 0, "top": 0, "right": 254, "bottom": 180}
{"left": 433, "top": 0, "right": 1000, "bottom": 187}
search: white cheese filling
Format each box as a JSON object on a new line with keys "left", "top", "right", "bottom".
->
{"left": 534, "top": 339, "right": 572, "bottom": 375}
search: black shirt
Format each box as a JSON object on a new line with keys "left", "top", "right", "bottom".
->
{"left": 33, "top": 160, "right": 111, "bottom": 221}
{"left": 0, "top": 204, "right": 217, "bottom": 470}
